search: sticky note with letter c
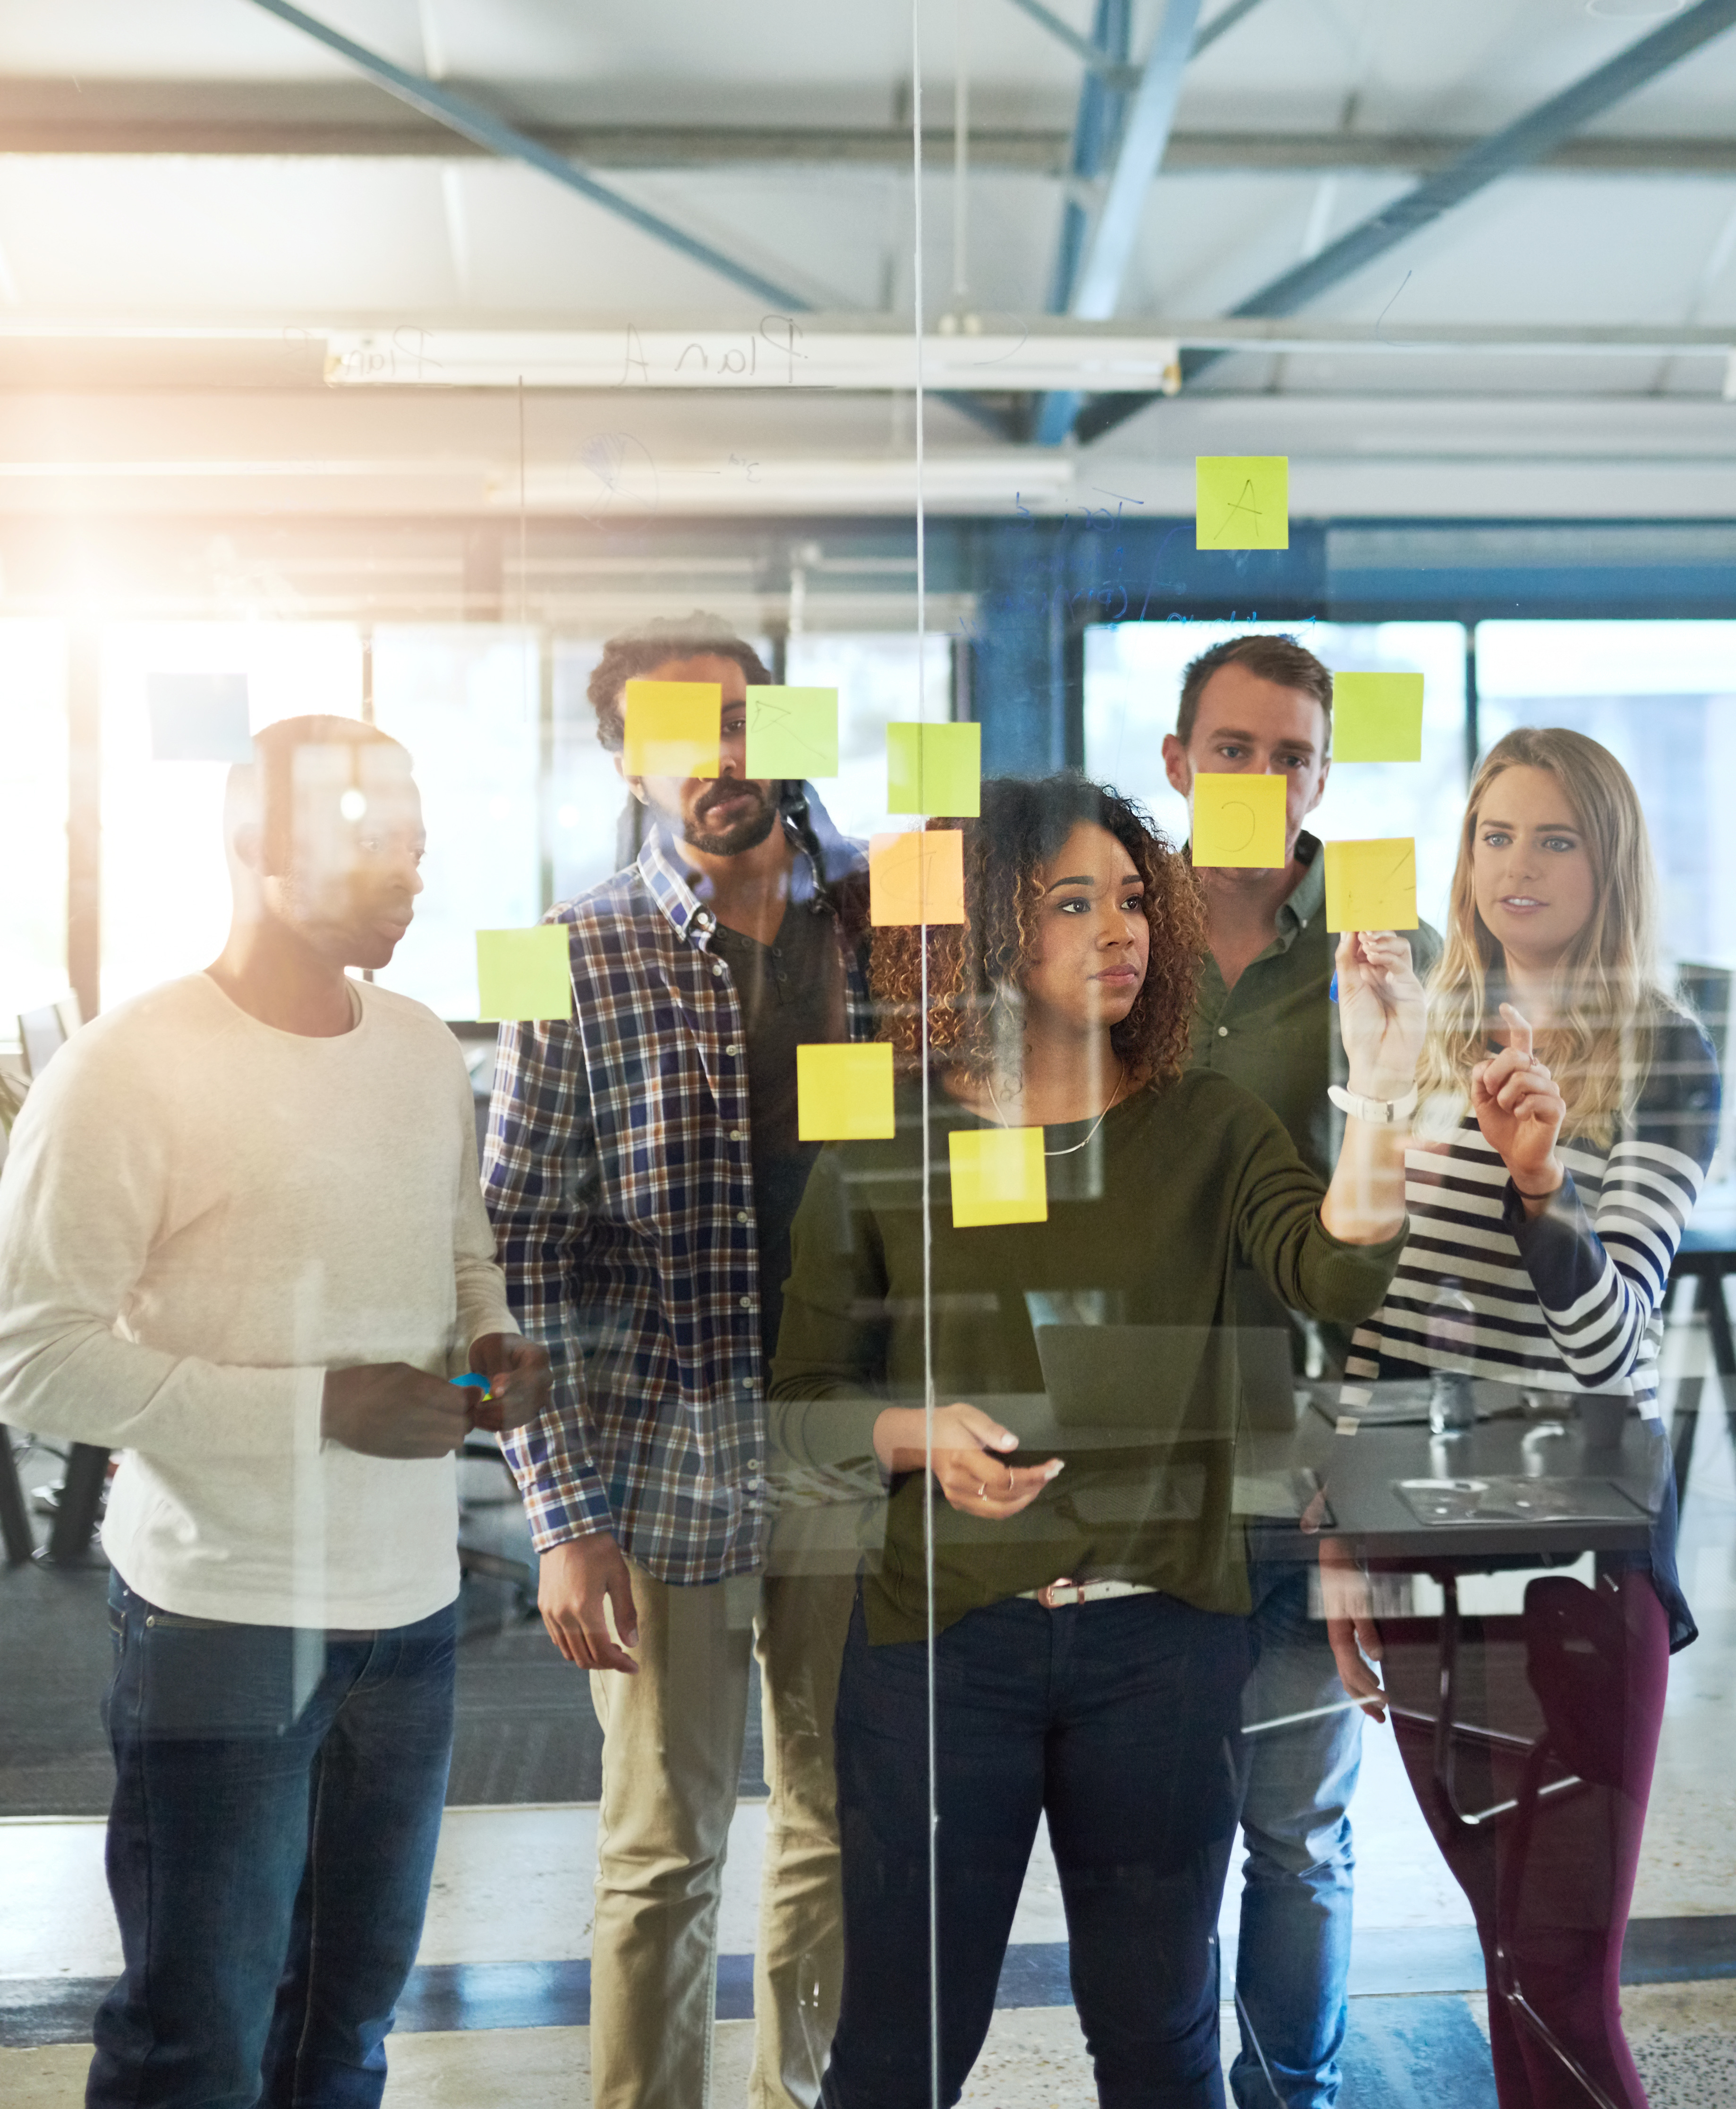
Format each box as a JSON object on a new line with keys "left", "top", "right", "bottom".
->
{"left": 797, "top": 1042, "right": 896, "bottom": 1142}
{"left": 476, "top": 925, "right": 574, "bottom": 1022}
{"left": 869, "top": 829, "right": 965, "bottom": 926}
{"left": 1332, "top": 672, "right": 1424, "bottom": 763}
{"left": 744, "top": 686, "right": 839, "bottom": 778}
{"left": 1191, "top": 773, "right": 1285, "bottom": 868}
{"left": 1324, "top": 838, "right": 1418, "bottom": 932}
{"left": 949, "top": 1126, "right": 1048, "bottom": 1229}
{"left": 887, "top": 722, "right": 980, "bottom": 817}
{"left": 1195, "top": 456, "right": 1289, "bottom": 551}
{"left": 622, "top": 680, "right": 721, "bottom": 779}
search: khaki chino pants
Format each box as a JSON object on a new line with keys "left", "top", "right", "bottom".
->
{"left": 587, "top": 1560, "right": 854, "bottom": 2109}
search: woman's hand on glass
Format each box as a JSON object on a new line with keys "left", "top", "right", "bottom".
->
{"left": 1471, "top": 1003, "right": 1566, "bottom": 1203}
{"left": 1335, "top": 929, "right": 1426, "bottom": 1101}
{"left": 1316, "top": 1534, "right": 1388, "bottom": 1724}
{"left": 871, "top": 1403, "right": 1064, "bottom": 1521}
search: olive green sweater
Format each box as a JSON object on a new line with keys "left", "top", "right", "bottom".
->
{"left": 768, "top": 1072, "right": 1405, "bottom": 1644}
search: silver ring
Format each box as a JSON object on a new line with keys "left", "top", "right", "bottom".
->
{"left": 1006, "top": 1466, "right": 1016, "bottom": 1493}
{"left": 976, "top": 1481, "right": 987, "bottom": 1499}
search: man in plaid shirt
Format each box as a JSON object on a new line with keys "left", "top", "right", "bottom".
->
{"left": 484, "top": 615, "right": 871, "bottom": 2109}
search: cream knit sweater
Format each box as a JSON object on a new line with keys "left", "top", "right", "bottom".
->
{"left": 0, "top": 973, "right": 517, "bottom": 1629}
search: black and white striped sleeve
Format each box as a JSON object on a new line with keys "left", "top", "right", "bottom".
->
{"left": 1506, "top": 1019, "right": 1719, "bottom": 1390}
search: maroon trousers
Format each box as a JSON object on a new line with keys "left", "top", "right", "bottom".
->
{"left": 1379, "top": 1573, "right": 1669, "bottom": 2109}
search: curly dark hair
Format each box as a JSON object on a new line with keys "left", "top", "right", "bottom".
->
{"left": 586, "top": 612, "right": 773, "bottom": 752}
{"left": 871, "top": 775, "right": 1207, "bottom": 1090}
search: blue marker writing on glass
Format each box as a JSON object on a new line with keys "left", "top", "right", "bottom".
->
{"left": 451, "top": 1373, "right": 490, "bottom": 1393}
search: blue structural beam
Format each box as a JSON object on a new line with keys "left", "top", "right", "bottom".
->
{"left": 1034, "top": 0, "right": 1260, "bottom": 443}
{"left": 245, "top": 0, "right": 814, "bottom": 314}
{"left": 1076, "top": 0, "right": 1736, "bottom": 440}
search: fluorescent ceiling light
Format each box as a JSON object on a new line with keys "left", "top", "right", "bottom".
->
{"left": 324, "top": 325, "right": 1184, "bottom": 393}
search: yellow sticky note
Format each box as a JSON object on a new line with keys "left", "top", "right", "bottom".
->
{"left": 1332, "top": 672, "right": 1424, "bottom": 763}
{"left": 1191, "top": 773, "right": 1286, "bottom": 869}
{"left": 887, "top": 722, "right": 980, "bottom": 817}
{"left": 868, "top": 829, "right": 966, "bottom": 926}
{"left": 1324, "top": 838, "right": 1418, "bottom": 931}
{"left": 797, "top": 1042, "right": 896, "bottom": 1142}
{"left": 622, "top": 680, "right": 721, "bottom": 779}
{"left": 1195, "top": 456, "right": 1289, "bottom": 551}
{"left": 476, "top": 926, "right": 574, "bottom": 1022}
{"left": 744, "top": 687, "right": 839, "bottom": 778}
{"left": 949, "top": 1126, "right": 1048, "bottom": 1229}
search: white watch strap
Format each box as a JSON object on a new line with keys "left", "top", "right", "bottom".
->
{"left": 1328, "top": 1083, "right": 1419, "bottom": 1125}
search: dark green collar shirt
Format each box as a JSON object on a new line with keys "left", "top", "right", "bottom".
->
{"left": 1187, "top": 830, "right": 1441, "bottom": 1188}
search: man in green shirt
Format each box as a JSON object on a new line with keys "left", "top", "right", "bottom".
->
{"left": 1163, "top": 633, "right": 1440, "bottom": 2109}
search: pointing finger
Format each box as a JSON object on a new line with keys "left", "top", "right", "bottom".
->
{"left": 1499, "top": 1002, "right": 1534, "bottom": 1062}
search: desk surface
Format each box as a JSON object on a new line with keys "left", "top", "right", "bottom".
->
{"left": 1294, "top": 1410, "right": 1661, "bottom": 1568}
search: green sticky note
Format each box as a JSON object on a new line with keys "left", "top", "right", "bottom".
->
{"left": 1332, "top": 672, "right": 1424, "bottom": 763}
{"left": 744, "top": 687, "right": 839, "bottom": 778}
{"left": 476, "top": 926, "right": 574, "bottom": 1022}
{"left": 1195, "top": 456, "right": 1289, "bottom": 551}
{"left": 887, "top": 722, "right": 980, "bottom": 817}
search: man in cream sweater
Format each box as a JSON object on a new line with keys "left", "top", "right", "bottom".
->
{"left": 0, "top": 715, "right": 548, "bottom": 2109}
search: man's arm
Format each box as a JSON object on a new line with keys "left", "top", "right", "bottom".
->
{"left": 483, "top": 995, "right": 637, "bottom": 1672}
{"left": 0, "top": 1034, "right": 470, "bottom": 1462}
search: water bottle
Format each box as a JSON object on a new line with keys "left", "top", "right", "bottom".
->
{"left": 1427, "top": 1284, "right": 1478, "bottom": 1438}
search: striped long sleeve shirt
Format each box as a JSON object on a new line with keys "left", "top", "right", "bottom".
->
{"left": 483, "top": 808, "right": 872, "bottom": 1583}
{"left": 1343, "top": 1012, "right": 1720, "bottom": 1418}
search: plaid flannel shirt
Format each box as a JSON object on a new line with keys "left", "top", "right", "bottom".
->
{"left": 485, "top": 803, "right": 872, "bottom": 1584}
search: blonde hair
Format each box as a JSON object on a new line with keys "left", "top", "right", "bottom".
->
{"left": 1418, "top": 727, "right": 1673, "bottom": 1144}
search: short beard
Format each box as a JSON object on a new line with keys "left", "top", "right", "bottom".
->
{"left": 682, "top": 787, "right": 778, "bottom": 858}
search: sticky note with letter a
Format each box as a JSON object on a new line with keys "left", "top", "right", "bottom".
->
{"left": 797, "top": 1042, "right": 896, "bottom": 1142}
{"left": 1195, "top": 456, "right": 1288, "bottom": 551}
{"left": 868, "top": 828, "right": 965, "bottom": 926}
{"left": 1324, "top": 838, "right": 1418, "bottom": 932}
{"left": 744, "top": 686, "right": 839, "bottom": 778}
{"left": 1191, "top": 773, "right": 1286, "bottom": 869}
{"left": 1332, "top": 672, "right": 1424, "bottom": 763}
{"left": 622, "top": 680, "right": 721, "bottom": 779}
{"left": 476, "top": 925, "right": 574, "bottom": 1022}
{"left": 886, "top": 721, "right": 980, "bottom": 817}
{"left": 949, "top": 1126, "right": 1048, "bottom": 1229}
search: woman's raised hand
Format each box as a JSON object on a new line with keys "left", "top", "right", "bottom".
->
{"left": 1470, "top": 1002, "right": 1566, "bottom": 1196}
{"left": 872, "top": 1402, "right": 1064, "bottom": 1521}
{"left": 1335, "top": 929, "right": 1426, "bottom": 1101}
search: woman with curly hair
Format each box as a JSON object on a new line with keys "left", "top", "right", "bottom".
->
{"left": 769, "top": 774, "right": 1425, "bottom": 2108}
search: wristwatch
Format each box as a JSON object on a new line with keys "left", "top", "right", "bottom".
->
{"left": 1328, "top": 1083, "right": 1419, "bottom": 1125}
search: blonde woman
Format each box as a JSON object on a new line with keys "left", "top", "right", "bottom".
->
{"left": 1323, "top": 728, "right": 1720, "bottom": 2109}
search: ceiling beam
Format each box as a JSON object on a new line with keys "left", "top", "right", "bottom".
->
{"left": 1034, "top": 0, "right": 1202, "bottom": 443}
{"left": 3, "top": 104, "right": 1734, "bottom": 177}
{"left": 1003, "top": 0, "right": 1264, "bottom": 84}
{"left": 1078, "top": 0, "right": 1736, "bottom": 441}
{"left": 242, "top": 0, "right": 815, "bottom": 313}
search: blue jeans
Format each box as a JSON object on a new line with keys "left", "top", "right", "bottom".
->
{"left": 1231, "top": 1563, "right": 1362, "bottom": 2109}
{"left": 821, "top": 1586, "right": 1252, "bottom": 2109}
{"left": 88, "top": 1576, "right": 456, "bottom": 2109}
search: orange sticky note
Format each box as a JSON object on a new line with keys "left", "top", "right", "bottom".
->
{"left": 1191, "top": 773, "right": 1285, "bottom": 868}
{"left": 1324, "top": 838, "right": 1418, "bottom": 931}
{"left": 949, "top": 1126, "right": 1048, "bottom": 1229}
{"left": 622, "top": 680, "right": 721, "bottom": 779}
{"left": 868, "top": 829, "right": 966, "bottom": 926}
{"left": 797, "top": 1042, "right": 896, "bottom": 1142}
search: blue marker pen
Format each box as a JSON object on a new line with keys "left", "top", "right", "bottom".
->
{"left": 1329, "top": 972, "right": 1338, "bottom": 1003}
{"left": 452, "top": 1373, "right": 491, "bottom": 1394}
